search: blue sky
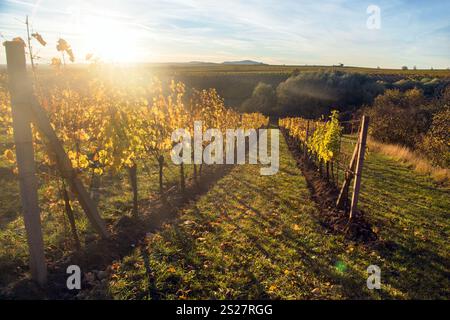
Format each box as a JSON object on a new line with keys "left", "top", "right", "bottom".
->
{"left": 0, "top": 0, "right": 449, "bottom": 68}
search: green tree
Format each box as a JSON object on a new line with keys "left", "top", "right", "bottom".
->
{"left": 241, "top": 82, "right": 277, "bottom": 115}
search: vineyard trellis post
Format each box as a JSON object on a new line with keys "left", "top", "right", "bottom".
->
{"left": 335, "top": 116, "right": 369, "bottom": 217}
{"left": 349, "top": 115, "right": 369, "bottom": 219}
{"left": 5, "top": 41, "right": 109, "bottom": 238}
{"left": 336, "top": 138, "right": 358, "bottom": 210}
{"left": 4, "top": 41, "right": 47, "bottom": 285}
{"left": 304, "top": 120, "right": 310, "bottom": 158}
{"left": 4, "top": 41, "right": 110, "bottom": 284}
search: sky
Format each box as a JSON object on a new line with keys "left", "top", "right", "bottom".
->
{"left": 0, "top": 0, "right": 449, "bottom": 68}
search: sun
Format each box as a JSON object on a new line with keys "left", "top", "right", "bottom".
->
{"left": 82, "top": 16, "right": 138, "bottom": 63}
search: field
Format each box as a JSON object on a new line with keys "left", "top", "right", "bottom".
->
{"left": 84, "top": 129, "right": 449, "bottom": 299}
{"left": 131, "top": 63, "right": 450, "bottom": 76}
{"left": 144, "top": 64, "right": 450, "bottom": 107}
{"left": 0, "top": 63, "right": 449, "bottom": 300}
{"left": 13, "top": 64, "right": 450, "bottom": 109}
{"left": 22, "top": 63, "right": 450, "bottom": 75}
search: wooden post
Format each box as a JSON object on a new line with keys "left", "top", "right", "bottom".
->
{"left": 336, "top": 135, "right": 342, "bottom": 186}
{"left": 62, "top": 185, "right": 81, "bottom": 251}
{"left": 349, "top": 116, "right": 369, "bottom": 219}
{"left": 304, "top": 120, "right": 310, "bottom": 158}
{"left": 5, "top": 41, "right": 109, "bottom": 239}
{"left": 158, "top": 155, "right": 164, "bottom": 193}
{"left": 128, "top": 163, "right": 138, "bottom": 216}
{"left": 4, "top": 41, "right": 47, "bottom": 285}
{"left": 180, "top": 163, "right": 185, "bottom": 193}
{"left": 336, "top": 138, "right": 359, "bottom": 209}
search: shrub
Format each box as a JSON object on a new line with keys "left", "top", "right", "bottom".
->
{"left": 366, "top": 88, "right": 431, "bottom": 148}
{"left": 392, "top": 78, "right": 447, "bottom": 96}
{"left": 275, "top": 71, "right": 383, "bottom": 118}
{"left": 368, "top": 138, "right": 449, "bottom": 184}
{"left": 241, "top": 82, "right": 277, "bottom": 115}
{"left": 418, "top": 106, "right": 450, "bottom": 168}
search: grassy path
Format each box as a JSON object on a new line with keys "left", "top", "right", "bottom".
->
{"left": 86, "top": 133, "right": 449, "bottom": 300}
{"left": 91, "top": 134, "right": 374, "bottom": 299}
{"left": 359, "top": 151, "right": 449, "bottom": 299}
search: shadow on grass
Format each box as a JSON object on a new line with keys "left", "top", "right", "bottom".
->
{"left": 64, "top": 133, "right": 448, "bottom": 300}
{"left": 0, "top": 163, "right": 235, "bottom": 299}
{"left": 361, "top": 152, "right": 450, "bottom": 299}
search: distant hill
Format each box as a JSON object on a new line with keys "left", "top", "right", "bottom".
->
{"left": 187, "top": 61, "right": 217, "bottom": 65}
{"left": 222, "top": 60, "right": 266, "bottom": 65}
{"left": 186, "top": 60, "right": 266, "bottom": 66}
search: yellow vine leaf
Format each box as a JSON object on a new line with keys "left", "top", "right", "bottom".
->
{"left": 3, "top": 149, "right": 15, "bottom": 163}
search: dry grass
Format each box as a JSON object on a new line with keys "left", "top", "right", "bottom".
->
{"left": 367, "top": 138, "right": 449, "bottom": 186}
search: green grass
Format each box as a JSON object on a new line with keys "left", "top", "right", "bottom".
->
{"left": 98, "top": 133, "right": 366, "bottom": 299}
{"left": 335, "top": 135, "right": 449, "bottom": 298}
{"left": 91, "top": 132, "right": 449, "bottom": 300}
{"left": 359, "top": 151, "right": 450, "bottom": 299}
{"left": 0, "top": 149, "right": 195, "bottom": 287}
{"left": 31, "top": 64, "right": 450, "bottom": 80}
{"left": 117, "top": 64, "right": 450, "bottom": 77}
{"left": 1, "top": 130, "right": 448, "bottom": 298}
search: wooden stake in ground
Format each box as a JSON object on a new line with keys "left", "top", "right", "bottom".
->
{"left": 26, "top": 91, "right": 109, "bottom": 237}
{"left": 128, "top": 163, "right": 138, "bottom": 216}
{"left": 304, "top": 120, "right": 310, "bottom": 159}
{"left": 158, "top": 155, "right": 164, "bottom": 193}
{"left": 336, "top": 138, "right": 359, "bottom": 210}
{"left": 62, "top": 184, "right": 81, "bottom": 251}
{"left": 4, "top": 41, "right": 47, "bottom": 285}
{"left": 349, "top": 116, "right": 369, "bottom": 219}
{"left": 5, "top": 41, "right": 109, "bottom": 239}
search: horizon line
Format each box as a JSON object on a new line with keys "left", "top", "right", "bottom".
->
{"left": 0, "top": 62, "right": 448, "bottom": 71}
